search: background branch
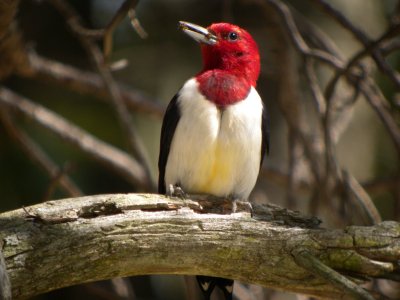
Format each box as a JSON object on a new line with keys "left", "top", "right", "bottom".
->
{"left": 48, "top": 0, "right": 154, "bottom": 190}
{"left": 0, "top": 110, "right": 82, "bottom": 198}
{"left": 0, "top": 87, "right": 148, "bottom": 188}
{"left": 25, "top": 52, "right": 164, "bottom": 118}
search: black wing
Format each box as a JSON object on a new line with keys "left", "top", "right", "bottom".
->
{"left": 260, "top": 102, "right": 270, "bottom": 167}
{"left": 158, "top": 94, "right": 181, "bottom": 194}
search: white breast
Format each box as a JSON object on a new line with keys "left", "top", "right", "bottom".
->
{"left": 165, "top": 78, "right": 263, "bottom": 200}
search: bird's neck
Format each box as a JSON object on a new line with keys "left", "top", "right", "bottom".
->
{"left": 196, "top": 70, "right": 251, "bottom": 108}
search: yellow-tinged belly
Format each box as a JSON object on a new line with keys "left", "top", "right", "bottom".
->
{"left": 193, "top": 142, "right": 234, "bottom": 193}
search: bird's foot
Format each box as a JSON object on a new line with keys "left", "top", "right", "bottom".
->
{"left": 168, "top": 184, "right": 187, "bottom": 199}
{"left": 231, "top": 198, "right": 253, "bottom": 215}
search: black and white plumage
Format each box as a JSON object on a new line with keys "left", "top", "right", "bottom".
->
{"left": 158, "top": 21, "right": 269, "bottom": 300}
{"left": 158, "top": 78, "right": 268, "bottom": 198}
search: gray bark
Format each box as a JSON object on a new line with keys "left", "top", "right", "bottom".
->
{"left": 0, "top": 193, "right": 398, "bottom": 299}
{"left": 0, "top": 248, "right": 11, "bottom": 300}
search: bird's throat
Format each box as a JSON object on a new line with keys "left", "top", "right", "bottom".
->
{"left": 196, "top": 70, "right": 251, "bottom": 107}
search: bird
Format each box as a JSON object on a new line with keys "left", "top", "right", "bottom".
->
{"left": 158, "top": 21, "right": 269, "bottom": 300}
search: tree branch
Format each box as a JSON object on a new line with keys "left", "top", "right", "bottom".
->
{"left": 1, "top": 194, "right": 399, "bottom": 299}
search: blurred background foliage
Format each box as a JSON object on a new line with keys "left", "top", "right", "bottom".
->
{"left": 1, "top": 0, "right": 399, "bottom": 299}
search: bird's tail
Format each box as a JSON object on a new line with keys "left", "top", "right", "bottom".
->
{"left": 196, "top": 275, "right": 233, "bottom": 300}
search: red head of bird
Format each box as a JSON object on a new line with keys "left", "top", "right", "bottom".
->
{"left": 179, "top": 21, "right": 260, "bottom": 107}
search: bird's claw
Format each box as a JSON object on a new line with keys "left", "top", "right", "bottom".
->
{"left": 231, "top": 198, "right": 253, "bottom": 215}
{"left": 168, "top": 184, "right": 187, "bottom": 199}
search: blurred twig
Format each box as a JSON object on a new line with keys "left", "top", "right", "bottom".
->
{"left": 261, "top": 167, "right": 311, "bottom": 194}
{"left": 358, "top": 78, "right": 400, "bottom": 154}
{"left": 304, "top": 58, "right": 326, "bottom": 116}
{"left": 45, "top": 0, "right": 147, "bottom": 59}
{"left": 342, "top": 171, "right": 382, "bottom": 224}
{"left": 286, "top": 132, "right": 301, "bottom": 209}
{"left": 0, "top": 87, "right": 149, "bottom": 188}
{"left": 261, "top": 166, "right": 399, "bottom": 200}
{"left": 48, "top": 0, "right": 154, "bottom": 190}
{"left": 0, "top": 0, "right": 30, "bottom": 80}
{"left": 310, "top": 0, "right": 400, "bottom": 90}
{"left": 381, "top": 39, "right": 400, "bottom": 56}
{"left": 257, "top": 0, "right": 327, "bottom": 187}
{"left": 254, "top": 0, "right": 392, "bottom": 224}
{"left": 127, "top": 5, "right": 148, "bottom": 39}
{"left": 26, "top": 52, "right": 164, "bottom": 118}
{"left": 0, "top": 110, "right": 82, "bottom": 198}
{"left": 263, "top": 0, "right": 344, "bottom": 70}
{"left": 323, "top": 25, "right": 400, "bottom": 154}
{"left": 103, "top": 0, "right": 145, "bottom": 59}
{"left": 41, "top": 162, "right": 79, "bottom": 201}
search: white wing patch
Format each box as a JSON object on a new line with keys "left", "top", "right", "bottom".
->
{"left": 165, "top": 78, "right": 263, "bottom": 200}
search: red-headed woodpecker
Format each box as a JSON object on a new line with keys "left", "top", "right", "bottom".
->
{"left": 158, "top": 21, "right": 269, "bottom": 300}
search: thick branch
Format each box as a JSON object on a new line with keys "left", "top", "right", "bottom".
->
{"left": 1, "top": 194, "right": 399, "bottom": 299}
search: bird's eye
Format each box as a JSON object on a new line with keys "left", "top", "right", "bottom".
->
{"left": 228, "top": 32, "right": 238, "bottom": 41}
